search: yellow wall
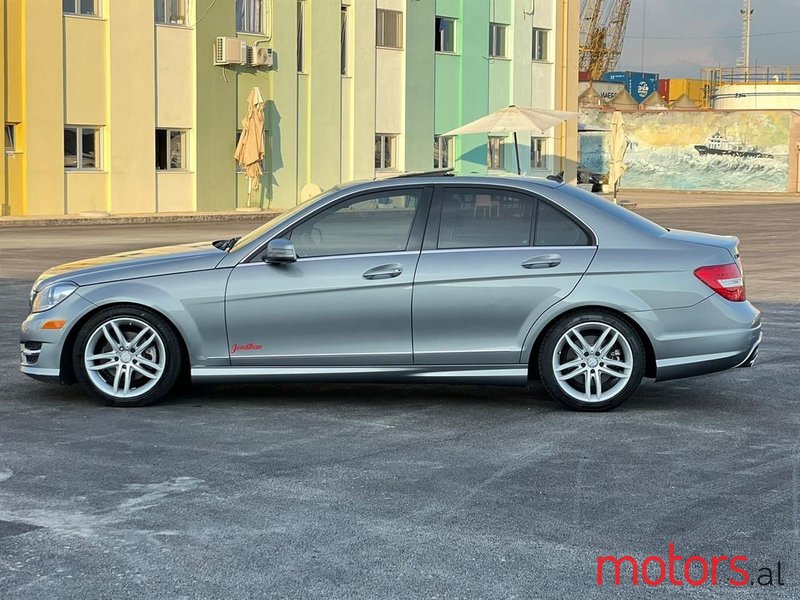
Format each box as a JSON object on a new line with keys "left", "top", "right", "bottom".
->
{"left": 669, "top": 78, "right": 706, "bottom": 107}
{"left": 25, "top": 0, "right": 64, "bottom": 215}
{"left": 64, "top": 17, "right": 106, "bottom": 125}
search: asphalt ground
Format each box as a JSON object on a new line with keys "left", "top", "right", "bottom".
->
{"left": 0, "top": 204, "right": 798, "bottom": 599}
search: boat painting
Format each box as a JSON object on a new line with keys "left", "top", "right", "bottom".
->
{"left": 694, "top": 132, "right": 773, "bottom": 159}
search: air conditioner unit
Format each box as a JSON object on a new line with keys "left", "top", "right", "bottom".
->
{"left": 214, "top": 36, "right": 247, "bottom": 66}
{"left": 248, "top": 46, "right": 274, "bottom": 68}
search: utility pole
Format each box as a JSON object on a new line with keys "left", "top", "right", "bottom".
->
{"left": 737, "top": 0, "right": 753, "bottom": 74}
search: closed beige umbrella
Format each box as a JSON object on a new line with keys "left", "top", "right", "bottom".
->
{"left": 607, "top": 110, "right": 628, "bottom": 204}
{"left": 444, "top": 105, "right": 578, "bottom": 175}
{"left": 234, "top": 87, "right": 266, "bottom": 208}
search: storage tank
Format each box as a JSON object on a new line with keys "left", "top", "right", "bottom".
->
{"left": 602, "top": 71, "right": 660, "bottom": 103}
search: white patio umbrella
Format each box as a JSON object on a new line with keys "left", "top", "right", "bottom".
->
{"left": 234, "top": 87, "right": 266, "bottom": 208}
{"left": 607, "top": 110, "right": 628, "bottom": 204}
{"left": 444, "top": 104, "right": 578, "bottom": 175}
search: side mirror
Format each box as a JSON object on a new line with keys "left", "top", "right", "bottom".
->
{"left": 263, "top": 238, "right": 297, "bottom": 264}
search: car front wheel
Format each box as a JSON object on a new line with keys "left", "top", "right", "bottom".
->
{"left": 538, "top": 311, "right": 645, "bottom": 411}
{"left": 73, "top": 306, "right": 183, "bottom": 407}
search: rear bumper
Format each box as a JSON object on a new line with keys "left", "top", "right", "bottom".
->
{"left": 628, "top": 295, "right": 762, "bottom": 382}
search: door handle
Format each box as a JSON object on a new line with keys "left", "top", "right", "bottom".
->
{"left": 362, "top": 263, "right": 404, "bottom": 280}
{"left": 522, "top": 254, "right": 561, "bottom": 269}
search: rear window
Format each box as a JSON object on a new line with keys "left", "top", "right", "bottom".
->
{"left": 560, "top": 184, "right": 667, "bottom": 236}
{"left": 536, "top": 202, "right": 590, "bottom": 246}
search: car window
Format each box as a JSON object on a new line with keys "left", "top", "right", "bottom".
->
{"left": 438, "top": 188, "right": 535, "bottom": 249}
{"left": 290, "top": 190, "right": 421, "bottom": 258}
{"left": 535, "top": 202, "right": 590, "bottom": 246}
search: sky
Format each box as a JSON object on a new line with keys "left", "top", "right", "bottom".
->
{"left": 615, "top": 0, "right": 800, "bottom": 78}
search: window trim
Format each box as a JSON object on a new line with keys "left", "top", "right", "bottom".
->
{"left": 435, "top": 16, "right": 457, "bottom": 54}
{"left": 236, "top": 0, "right": 264, "bottom": 35}
{"left": 375, "top": 134, "right": 397, "bottom": 171}
{"left": 244, "top": 185, "right": 434, "bottom": 262}
{"left": 532, "top": 27, "right": 549, "bottom": 62}
{"left": 155, "top": 0, "right": 188, "bottom": 27}
{"left": 63, "top": 0, "right": 99, "bottom": 17}
{"left": 156, "top": 128, "right": 188, "bottom": 172}
{"left": 530, "top": 136, "right": 548, "bottom": 170}
{"left": 423, "top": 185, "right": 596, "bottom": 251}
{"left": 489, "top": 22, "right": 508, "bottom": 59}
{"left": 376, "top": 8, "right": 403, "bottom": 49}
{"left": 64, "top": 126, "right": 101, "bottom": 171}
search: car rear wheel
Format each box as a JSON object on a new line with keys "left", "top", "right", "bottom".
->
{"left": 538, "top": 311, "right": 645, "bottom": 411}
{"left": 73, "top": 306, "right": 183, "bottom": 407}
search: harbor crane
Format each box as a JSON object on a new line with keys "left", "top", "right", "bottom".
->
{"left": 579, "top": 0, "right": 633, "bottom": 80}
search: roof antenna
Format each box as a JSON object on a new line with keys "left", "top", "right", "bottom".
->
{"left": 546, "top": 171, "right": 564, "bottom": 183}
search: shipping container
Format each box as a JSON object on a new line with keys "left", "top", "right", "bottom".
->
{"left": 658, "top": 78, "right": 670, "bottom": 101}
{"left": 601, "top": 71, "right": 660, "bottom": 103}
{"left": 578, "top": 81, "right": 625, "bottom": 102}
{"left": 667, "top": 78, "right": 706, "bottom": 107}
{"left": 579, "top": 70, "right": 592, "bottom": 82}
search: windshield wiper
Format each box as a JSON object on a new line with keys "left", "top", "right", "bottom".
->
{"left": 212, "top": 237, "right": 240, "bottom": 251}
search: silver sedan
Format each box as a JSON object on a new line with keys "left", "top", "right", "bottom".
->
{"left": 20, "top": 175, "right": 761, "bottom": 411}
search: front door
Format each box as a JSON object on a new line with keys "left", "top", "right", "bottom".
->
{"left": 412, "top": 186, "right": 597, "bottom": 365}
{"left": 225, "top": 187, "right": 430, "bottom": 366}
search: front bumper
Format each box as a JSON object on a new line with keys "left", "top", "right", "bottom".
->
{"left": 628, "top": 295, "right": 762, "bottom": 382}
{"left": 19, "top": 293, "right": 97, "bottom": 384}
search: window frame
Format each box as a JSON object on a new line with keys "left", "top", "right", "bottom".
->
{"left": 4, "top": 124, "right": 15, "bottom": 153}
{"left": 155, "top": 128, "right": 188, "bottom": 172}
{"left": 487, "top": 136, "right": 505, "bottom": 170}
{"left": 433, "top": 135, "right": 454, "bottom": 169}
{"left": 375, "top": 134, "right": 397, "bottom": 171}
{"left": 489, "top": 22, "right": 507, "bottom": 58}
{"left": 532, "top": 27, "right": 549, "bottom": 62}
{"left": 63, "top": 0, "right": 98, "bottom": 16}
{"left": 423, "top": 185, "right": 595, "bottom": 251}
{"left": 435, "top": 16, "right": 456, "bottom": 54}
{"left": 155, "top": 0, "right": 187, "bottom": 26}
{"left": 530, "top": 137, "right": 547, "bottom": 170}
{"left": 64, "top": 126, "right": 101, "bottom": 170}
{"left": 376, "top": 8, "right": 403, "bottom": 49}
{"left": 236, "top": 0, "right": 264, "bottom": 34}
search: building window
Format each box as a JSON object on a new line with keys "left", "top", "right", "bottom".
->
{"left": 63, "top": 0, "right": 97, "bottom": 16}
{"left": 236, "top": 0, "right": 262, "bottom": 34}
{"left": 4, "top": 124, "right": 15, "bottom": 152}
{"left": 297, "top": 1, "right": 305, "bottom": 72}
{"left": 433, "top": 136, "right": 453, "bottom": 169}
{"left": 156, "top": 129, "right": 186, "bottom": 171}
{"left": 435, "top": 17, "right": 455, "bottom": 53}
{"left": 531, "top": 137, "right": 547, "bottom": 169}
{"left": 64, "top": 127, "right": 100, "bottom": 170}
{"left": 489, "top": 23, "right": 507, "bottom": 58}
{"left": 375, "top": 134, "right": 396, "bottom": 170}
{"left": 155, "top": 0, "right": 186, "bottom": 25}
{"left": 341, "top": 6, "right": 349, "bottom": 75}
{"left": 532, "top": 28, "right": 549, "bottom": 61}
{"left": 487, "top": 136, "right": 505, "bottom": 170}
{"left": 376, "top": 9, "right": 403, "bottom": 49}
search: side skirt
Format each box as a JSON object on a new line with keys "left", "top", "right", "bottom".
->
{"left": 190, "top": 365, "right": 529, "bottom": 386}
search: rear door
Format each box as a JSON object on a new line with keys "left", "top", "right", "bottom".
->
{"left": 225, "top": 186, "right": 431, "bottom": 366}
{"left": 412, "top": 185, "right": 597, "bottom": 365}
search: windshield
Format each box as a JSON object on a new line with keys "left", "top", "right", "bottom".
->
{"left": 230, "top": 187, "right": 338, "bottom": 251}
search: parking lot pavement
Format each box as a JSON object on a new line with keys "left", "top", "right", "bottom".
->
{"left": 0, "top": 205, "right": 798, "bottom": 599}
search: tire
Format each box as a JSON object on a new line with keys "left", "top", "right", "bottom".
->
{"left": 72, "top": 305, "right": 183, "bottom": 407}
{"left": 538, "top": 311, "right": 645, "bottom": 411}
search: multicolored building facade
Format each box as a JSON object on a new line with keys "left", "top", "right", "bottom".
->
{"left": 1, "top": 0, "right": 578, "bottom": 216}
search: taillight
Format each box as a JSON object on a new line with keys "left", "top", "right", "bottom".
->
{"left": 694, "top": 263, "right": 746, "bottom": 302}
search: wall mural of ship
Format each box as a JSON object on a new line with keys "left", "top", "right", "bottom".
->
{"left": 694, "top": 132, "right": 773, "bottom": 159}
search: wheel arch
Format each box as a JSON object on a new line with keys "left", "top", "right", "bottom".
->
{"left": 59, "top": 302, "right": 191, "bottom": 385}
{"left": 525, "top": 305, "right": 657, "bottom": 382}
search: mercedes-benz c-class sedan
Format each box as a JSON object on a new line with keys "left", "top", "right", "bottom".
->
{"left": 20, "top": 174, "right": 761, "bottom": 411}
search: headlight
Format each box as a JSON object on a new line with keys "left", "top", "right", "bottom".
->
{"left": 31, "top": 281, "right": 78, "bottom": 313}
